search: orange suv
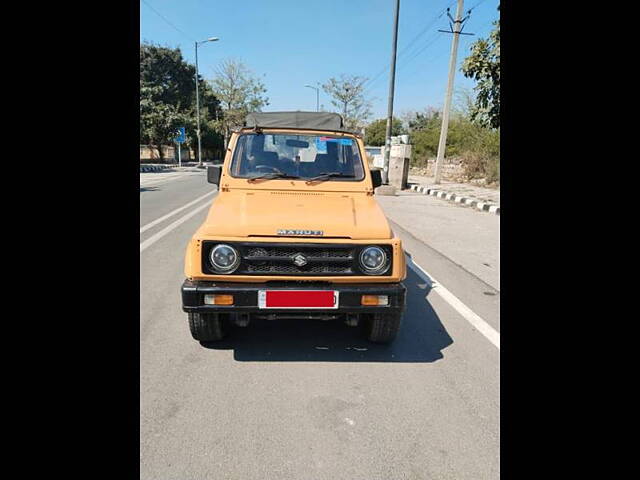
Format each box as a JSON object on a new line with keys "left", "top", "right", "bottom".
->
{"left": 181, "top": 112, "right": 407, "bottom": 343}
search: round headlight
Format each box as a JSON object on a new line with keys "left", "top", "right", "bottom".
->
{"left": 359, "top": 246, "right": 388, "bottom": 274}
{"left": 209, "top": 244, "right": 240, "bottom": 273}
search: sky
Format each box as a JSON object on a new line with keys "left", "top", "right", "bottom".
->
{"left": 140, "top": 0, "right": 499, "bottom": 120}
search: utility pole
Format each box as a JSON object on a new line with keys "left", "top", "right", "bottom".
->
{"left": 382, "top": 0, "right": 400, "bottom": 185}
{"left": 434, "top": 0, "right": 472, "bottom": 184}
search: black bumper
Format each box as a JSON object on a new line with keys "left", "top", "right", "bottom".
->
{"left": 181, "top": 279, "right": 406, "bottom": 315}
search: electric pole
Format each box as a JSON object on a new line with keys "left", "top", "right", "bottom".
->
{"left": 434, "top": 0, "right": 472, "bottom": 184}
{"left": 382, "top": 0, "right": 400, "bottom": 185}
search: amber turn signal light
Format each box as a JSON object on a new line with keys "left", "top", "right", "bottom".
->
{"left": 204, "top": 294, "right": 234, "bottom": 305}
{"left": 361, "top": 295, "right": 389, "bottom": 306}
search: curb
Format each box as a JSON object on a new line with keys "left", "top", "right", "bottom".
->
{"left": 409, "top": 184, "right": 500, "bottom": 215}
{"left": 139, "top": 164, "right": 175, "bottom": 173}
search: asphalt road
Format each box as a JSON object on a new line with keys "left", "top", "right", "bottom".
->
{"left": 140, "top": 170, "right": 500, "bottom": 480}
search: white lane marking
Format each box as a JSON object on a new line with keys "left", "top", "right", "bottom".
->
{"left": 140, "top": 190, "right": 216, "bottom": 234}
{"left": 409, "top": 259, "right": 500, "bottom": 350}
{"left": 140, "top": 170, "right": 205, "bottom": 188}
{"left": 140, "top": 201, "right": 211, "bottom": 253}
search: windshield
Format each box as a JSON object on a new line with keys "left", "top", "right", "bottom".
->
{"left": 229, "top": 133, "right": 365, "bottom": 181}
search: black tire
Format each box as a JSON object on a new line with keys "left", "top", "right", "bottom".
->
{"left": 188, "top": 312, "right": 225, "bottom": 341}
{"left": 365, "top": 312, "right": 402, "bottom": 343}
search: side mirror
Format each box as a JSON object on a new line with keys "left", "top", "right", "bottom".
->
{"left": 207, "top": 165, "right": 222, "bottom": 186}
{"left": 370, "top": 169, "right": 382, "bottom": 188}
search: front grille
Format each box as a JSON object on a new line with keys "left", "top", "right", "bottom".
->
{"left": 201, "top": 242, "right": 392, "bottom": 276}
{"left": 245, "top": 246, "right": 353, "bottom": 259}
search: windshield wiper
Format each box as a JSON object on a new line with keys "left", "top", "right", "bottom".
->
{"left": 305, "top": 172, "right": 355, "bottom": 184}
{"left": 247, "top": 172, "right": 301, "bottom": 182}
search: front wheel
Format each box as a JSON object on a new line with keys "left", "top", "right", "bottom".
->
{"left": 188, "top": 313, "right": 226, "bottom": 341}
{"left": 364, "top": 312, "right": 402, "bottom": 344}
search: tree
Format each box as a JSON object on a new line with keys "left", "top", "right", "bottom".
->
{"left": 364, "top": 117, "right": 405, "bottom": 146}
{"left": 209, "top": 58, "right": 269, "bottom": 147}
{"left": 461, "top": 9, "right": 500, "bottom": 129}
{"left": 321, "top": 74, "right": 372, "bottom": 131}
{"left": 186, "top": 83, "right": 224, "bottom": 161}
{"left": 453, "top": 87, "right": 477, "bottom": 118}
{"left": 402, "top": 107, "right": 441, "bottom": 132}
{"left": 405, "top": 104, "right": 499, "bottom": 184}
{"left": 140, "top": 86, "right": 184, "bottom": 162}
{"left": 140, "top": 42, "right": 222, "bottom": 162}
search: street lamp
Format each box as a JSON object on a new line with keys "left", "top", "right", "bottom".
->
{"left": 343, "top": 86, "right": 350, "bottom": 119}
{"left": 304, "top": 84, "right": 320, "bottom": 112}
{"left": 195, "top": 36, "right": 219, "bottom": 167}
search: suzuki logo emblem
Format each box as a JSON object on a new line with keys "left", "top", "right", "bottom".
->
{"left": 292, "top": 253, "right": 308, "bottom": 267}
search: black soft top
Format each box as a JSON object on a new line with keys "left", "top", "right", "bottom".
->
{"left": 243, "top": 111, "right": 356, "bottom": 134}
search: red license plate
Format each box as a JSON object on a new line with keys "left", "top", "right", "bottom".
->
{"left": 258, "top": 290, "right": 338, "bottom": 309}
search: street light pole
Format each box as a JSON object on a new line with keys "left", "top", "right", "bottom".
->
{"left": 304, "top": 84, "right": 319, "bottom": 111}
{"left": 343, "top": 87, "right": 350, "bottom": 120}
{"left": 195, "top": 41, "right": 201, "bottom": 167}
{"left": 194, "top": 37, "right": 219, "bottom": 168}
{"left": 382, "top": 0, "right": 400, "bottom": 185}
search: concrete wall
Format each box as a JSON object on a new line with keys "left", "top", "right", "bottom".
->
{"left": 140, "top": 145, "right": 192, "bottom": 163}
{"left": 411, "top": 157, "right": 466, "bottom": 181}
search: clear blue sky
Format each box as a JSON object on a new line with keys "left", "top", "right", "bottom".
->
{"left": 140, "top": 0, "right": 499, "bottom": 120}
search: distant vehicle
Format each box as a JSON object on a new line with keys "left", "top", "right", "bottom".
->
{"left": 181, "top": 111, "right": 407, "bottom": 344}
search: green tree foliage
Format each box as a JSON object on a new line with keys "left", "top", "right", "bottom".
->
{"left": 321, "top": 75, "right": 372, "bottom": 131}
{"left": 140, "top": 42, "right": 223, "bottom": 162}
{"left": 209, "top": 58, "right": 269, "bottom": 147}
{"left": 364, "top": 117, "right": 405, "bottom": 146}
{"left": 406, "top": 107, "right": 499, "bottom": 184}
{"left": 461, "top": 12, "right": 500, "bottom": 129}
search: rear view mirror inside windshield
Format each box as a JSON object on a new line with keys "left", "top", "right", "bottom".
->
{"left": 285, "top": 139, "right": 309, "bottom": 148}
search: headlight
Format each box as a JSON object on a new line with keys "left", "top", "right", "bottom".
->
{"left": 209, "top": 244, "right": 240, "bottom": 273}
{"left": 359, "top": 246, "right": 389, "bottom": 275}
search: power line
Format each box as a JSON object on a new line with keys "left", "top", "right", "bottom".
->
{"left": 468, "top": 0, "right": 490, "bottom": 12}
{"left": 395, "top": 2, "right": 454, "bottom": 61}
{"left": 403, "top": 17, "right": 495, "bottom": 80}
{"left": 364, "top": 32, "right": 440, "bottom": 94}
{"left": 361, "top": 0, "right": 455, "bottom": 91}
{"left": 370, "top": 2, "right": 496, "bottom": 92}
{"left": 141, "top": 0, "right": 195, "bottom": 42}
{"left": 362, "top": 1, "right": 459, "bottom": 97}
{"left": 363, "top": 31, "right": 443, "bottom": 97}
{"left": 398, "top": 33, "right": 442, "bottom": 70}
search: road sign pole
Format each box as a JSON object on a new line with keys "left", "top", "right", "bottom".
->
{"left": 178, "top": 142, "right": 181, "bottom": 167}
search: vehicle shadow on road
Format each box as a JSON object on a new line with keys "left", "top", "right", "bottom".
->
{"left": 139, "top": 186, "right": 160, "bottom": 192}
{"left": 201, "top": 263, "right": 453, "bottom": 363}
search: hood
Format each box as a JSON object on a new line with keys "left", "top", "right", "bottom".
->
{"left": 199, "top": 190, "right": 392, "bottom": 240}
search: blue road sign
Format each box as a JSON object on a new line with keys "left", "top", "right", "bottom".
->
{"left": 175, "top": 127, "right": 186, "bottom": 143}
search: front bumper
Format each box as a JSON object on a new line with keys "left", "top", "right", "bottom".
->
{"left": 181, "top": 279, "right": 406, "bottom": 315}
